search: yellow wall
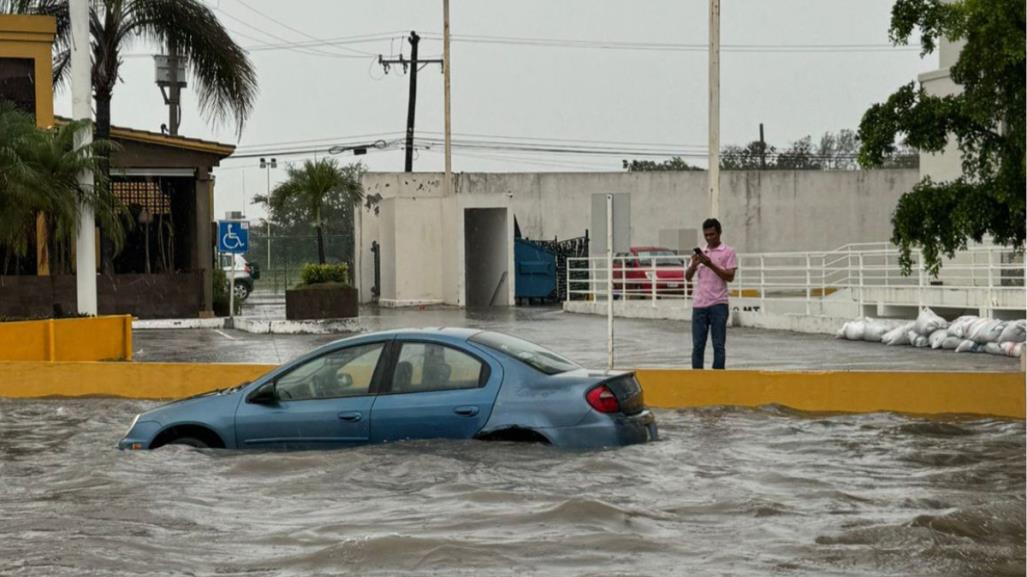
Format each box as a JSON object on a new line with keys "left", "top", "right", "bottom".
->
{"left": 0, "top": 15, "right": 56, "bottom": 128}
{"left": 0, "top": 316, "right": 133, "bottom": 361}
{"left": 0, "top": 361, "right": 1022, "bottom": 419}
{"left": 637, "top": 369, "right": 1025, "bottom": 419}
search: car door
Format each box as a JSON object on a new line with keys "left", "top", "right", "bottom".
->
{"left": 369, "top": 339, "right": 502, "bottom": 443}
{"left": 234, "top": 341, "right": 387, "bottom": 449}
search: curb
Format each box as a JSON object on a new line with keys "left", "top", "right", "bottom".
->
{"left": 133, "top": 317, "right": 361, "bottom": 335}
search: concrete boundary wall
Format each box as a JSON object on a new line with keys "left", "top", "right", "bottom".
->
{"left": 0, "top": 361, "right": 1021, "bottom": 419}
{"left": 0, "top": 316, "right": 132, "bottom": 361}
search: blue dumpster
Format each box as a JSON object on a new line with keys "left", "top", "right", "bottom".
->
{"left": 515, "top": 239, "right": 557, "bottom": 301}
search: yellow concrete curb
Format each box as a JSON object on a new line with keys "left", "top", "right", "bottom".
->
{"left": 637, "top": 369, "right": 1026, "bottom": 419}
{"left": 0, "top": 361, "right": 1022, "bottom": 419}
{"left": 0, "top": 315, "right": 132, "bottom": 362}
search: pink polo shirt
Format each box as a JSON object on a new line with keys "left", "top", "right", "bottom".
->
{"left": 693, "top": 243, "right": 737, "bottom": 308}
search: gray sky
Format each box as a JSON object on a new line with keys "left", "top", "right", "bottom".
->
{"left": 53, "top": 0, "right": 937, "bottom": 220}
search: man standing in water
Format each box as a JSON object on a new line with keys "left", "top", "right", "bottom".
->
{"left": 685, "top": 218, "right": 737, "bottom": 369}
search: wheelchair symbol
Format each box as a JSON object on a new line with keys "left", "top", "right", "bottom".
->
{"left": 222, "top": 224, "right": 242, "bottom": 250}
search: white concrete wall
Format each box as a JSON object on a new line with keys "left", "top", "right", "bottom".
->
{"left": 918, "top": 36, "right": 965, "bottom": 183}
{"left": 359, "top": 169, "right": 919, "bottom": 306}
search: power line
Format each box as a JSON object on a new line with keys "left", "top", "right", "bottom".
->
{"left": 213, "top": 6, "right": 364, "bottom": 60}
{"left": 231, "top": 0, "right": 378, "bottom": 57}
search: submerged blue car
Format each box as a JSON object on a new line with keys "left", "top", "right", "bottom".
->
{"left": 119, "top": 328, "right": 657, "bottom": 451}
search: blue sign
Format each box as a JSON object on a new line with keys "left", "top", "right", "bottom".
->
{"left": 217, "top": 220, "right": 249, "bottom": 254}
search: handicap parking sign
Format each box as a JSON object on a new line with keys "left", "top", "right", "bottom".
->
{"left": 218, "top": 220, "right": 249, "bottom": 254}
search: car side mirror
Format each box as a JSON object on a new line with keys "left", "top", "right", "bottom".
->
{"left": 246, "top": 382, "right": 278, "bottom": 405}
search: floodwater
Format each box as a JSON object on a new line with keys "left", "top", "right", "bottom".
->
{"left": 1, "top": 400, "right": 1023, "bottom": 577}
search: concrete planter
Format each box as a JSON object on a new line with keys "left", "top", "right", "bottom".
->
{"left": 286, "top": 284, "right": 358, "bottom": 320}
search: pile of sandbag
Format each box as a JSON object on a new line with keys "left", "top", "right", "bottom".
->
{"left": 837, "top": 308, "right": 1025, "bottom": 358}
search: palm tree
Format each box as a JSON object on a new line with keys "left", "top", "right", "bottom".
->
{"left": 3, "top": 0, "right": 257, "bottom": 139}
{"left": 4, "top": 0, "right": 257, "bottom": 272}
{"left": 258, "top": 159, "right": 364, "bottom": 265}
{"left": 0, "top": 102, "right": 127, "bottom": 276}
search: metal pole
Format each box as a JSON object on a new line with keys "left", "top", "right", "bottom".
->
{"left": 606, "top": 193, "right": 614, "bottom": 371}
{"left": 71, "top": 0, "right": 96, "bottom": 316}
{"left": 404, "top": 31, "right": 420, "bottom": 172}
{"left": 229, "top": 253, "right": 236, "bottom": 320}
{"left": 443, "top": 0, "right": 452, "bottom": 196}
{"left": 707, "top": 0, "right": 721, "bottom": 218}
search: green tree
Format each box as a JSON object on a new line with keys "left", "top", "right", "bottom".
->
{"left": 622, "top": 157, "right": 700, "bottom": 172}
{"left": 0, "top": 102, "right": 127, "bottom": 275}
{"left": 858, "top": 0, "right": 1025, "bottom": 273}
{"left": 255, "top": 159, "right": 364, "bottom": 265}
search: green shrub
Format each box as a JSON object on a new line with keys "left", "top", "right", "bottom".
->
{"left": 212, "top": 267, "right": 241, "bottom": 316}
{"left": 300, "top": 263, "right": 350, "bottom": 286}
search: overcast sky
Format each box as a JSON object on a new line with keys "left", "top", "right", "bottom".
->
{"left": 53, "top": 0, "right": 937, "bottom": 220}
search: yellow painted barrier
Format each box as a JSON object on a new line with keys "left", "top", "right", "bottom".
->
{"left": 636, "top": 369, "right": 1026, "bottom": 419}
{"left": 0, "top": 361, "right": 272, "bottom": 399}
{"left": 0, "top": 361, "right": 1022, "bottom": 419}
{"left": 0, "top": 315, "right": 133, "bottom": 361}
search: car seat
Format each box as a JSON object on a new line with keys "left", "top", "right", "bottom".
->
{"left": 394, "top": 361, "right": 413, "bottom": 391}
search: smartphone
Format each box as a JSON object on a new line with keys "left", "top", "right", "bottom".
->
{"left": 693, "top": 247, "right": 702, "bottom": 255}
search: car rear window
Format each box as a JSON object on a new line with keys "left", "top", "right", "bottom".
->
{"left": 469, "top": 331, "right": 580, "bottom": 375}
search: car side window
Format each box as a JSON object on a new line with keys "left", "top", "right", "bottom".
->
{"left": 276, "top": 343, "right": 383, "bottom": 401}
{"left": 391, "top": 343, "right": 484, "bottom": 393}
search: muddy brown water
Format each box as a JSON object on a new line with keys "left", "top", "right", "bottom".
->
{"left": 0, "top": 399, "right": 1023, "bottom": 576}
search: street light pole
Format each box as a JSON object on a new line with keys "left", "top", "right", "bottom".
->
{"left": 260, "top": 157, "right": 276, "bottom": 291}
{"left": 71, "top": 0, "right": 96, "bottom": 315}
{"left": 708, "top": 0, "right": 721, "bottom": 218}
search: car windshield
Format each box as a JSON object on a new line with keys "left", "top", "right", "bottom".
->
{"left": 637, "top": 250, "right": 683, "bottom": 267}
{"left": 469, "top": 331, "right": 580, "bottom": 375}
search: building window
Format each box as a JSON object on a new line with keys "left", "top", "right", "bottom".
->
{"left": 0, "top": 58, "right": 36, "bottom": 120}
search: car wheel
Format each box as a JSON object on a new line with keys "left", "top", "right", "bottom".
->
{"left": 168, "top": 436, "right": 209, "bottom": 448}
{"left": 233, "top": 283, "right": 251, "bottom": 301}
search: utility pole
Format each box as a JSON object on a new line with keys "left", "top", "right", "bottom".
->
{"left": 168, "top": 38, "right": 180, "bottom": 135}
{"left": 759, "top": 123, "right": 766, "bottom": 169}
{"left": 71, "top": 0, "right": 96, "bottom": 315}
{"left": 707, "top": 0, "right": 721, "bottom": 218}
{"left": 379, "top": 31, "right": 443, "bottom": 172}
{"left": 260, "top": 157, "right": 277, "bottom": 291}
{"left": 443, "top": 0, "right": 452, "bottom": 194}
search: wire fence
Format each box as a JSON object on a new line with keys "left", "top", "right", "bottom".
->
{"left": 244, "top": 233, "right": 354, "bottom": 294}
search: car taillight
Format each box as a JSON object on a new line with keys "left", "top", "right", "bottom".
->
{"left": 245, "top": 263, "right": 252, "bottom": 274}
{"left": 586, "top": 384, "right": 620, "bottom": 414}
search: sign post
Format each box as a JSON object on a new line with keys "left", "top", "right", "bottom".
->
{"left": 217, "top": 220, "right": 249, "bottom": 320}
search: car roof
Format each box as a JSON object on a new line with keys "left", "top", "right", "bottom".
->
{"left": 330, "top": 327, "right": 483, "bottom": 346}
{"left": 631, "top": 246, "right": 674, "bottom": 253}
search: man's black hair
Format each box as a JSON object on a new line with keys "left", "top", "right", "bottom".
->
{"left": 702, "top": 218, "right": 722, "bottom": 234}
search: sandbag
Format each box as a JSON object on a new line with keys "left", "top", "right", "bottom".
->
{"left": 969, "top": 319, "right": 1004, "bottom": 344}
{"left": 983, "top": 342, "right": 1004, "bottom": 356}
{"left": 928, "top": 329, "right": 949, "bottom": 349}
{"left": 1014, "top": 343, "right": 1026, "bottom": 358}
{"left": 999, "top": 341, "right": 1021, "bottom": 357}
{"left": 882, "top": 323, "right": 915, "bottom": 346}
{"left": 862, "top": 320, "right": 892, "bottom": 342}
{"left": 940, "top": 336, "right": 962, "bottom": 350}
{"left": 911, "top": 334, "right": 930, "bottom": 348}
{"left": 838, "top": 320, "right": 866, "bottom": 341}
{"left": 914, "top": 307, "right": 948, "bottom": 336}
{"left": 955, "top": 339, "right": 981, "bottom": 353}
{"left": 947, "top": 315, "right": 979, "bottom": 339}
{"left": 998, "top": 320, "right": 1026, "bottom": 344}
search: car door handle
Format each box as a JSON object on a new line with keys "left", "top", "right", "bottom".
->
{"left": 453, "top": 405, "right": 479, "bottom": 417}
{"left": 338, "top": 411, "right": 363, "bottom": 422}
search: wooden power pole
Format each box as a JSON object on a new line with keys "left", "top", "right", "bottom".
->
{"left": 379, "top": 31, "right": 443, "bottom": 172}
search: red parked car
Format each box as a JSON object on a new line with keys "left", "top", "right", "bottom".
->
{"left": 612, "top": 246, "right": 689, "bottom": 297}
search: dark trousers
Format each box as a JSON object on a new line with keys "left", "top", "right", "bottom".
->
{"left": 692, "top": 303, "right": 728, "bottom": 369}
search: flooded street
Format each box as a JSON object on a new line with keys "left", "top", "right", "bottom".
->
{"left": 1, "top": 399, "right": 1023, "bottom": 576}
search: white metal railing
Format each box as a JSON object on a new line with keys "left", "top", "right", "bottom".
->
{"left": 565, "top": 245, "right": 1025, "bottom": 315}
